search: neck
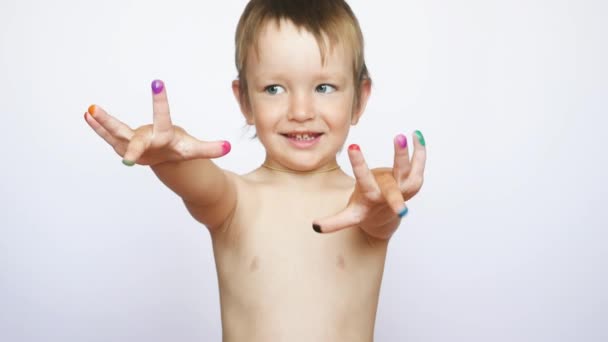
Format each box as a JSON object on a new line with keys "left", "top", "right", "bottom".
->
{"left": 261, "top": 163, "right": 341, "bottom": 174}
{"left": 255, "top": 158, "right": 347, "bottom": 187}
{"left": 261, "top": 156, "right": 340, "bottom": 173}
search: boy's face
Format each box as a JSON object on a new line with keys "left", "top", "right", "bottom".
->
{"left": 233, "top": 19, "right": 370, "bottom": 172}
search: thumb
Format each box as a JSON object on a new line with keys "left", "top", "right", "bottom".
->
{"left": 312, "top": 204, "right": 365, "bottom": 234}
{"left": 180, "top": 136, "right": 232, "bottom": 160}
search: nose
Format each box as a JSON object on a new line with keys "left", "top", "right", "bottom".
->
{"left": 287, "top": 91, "right": 315, "bottom": 122}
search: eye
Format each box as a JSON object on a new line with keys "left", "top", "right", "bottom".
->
{"left": 316, "top": 84, "right": 336, "bottom": 94}
{"left": 264, "top": 85, "right": 285, "bottom": 95}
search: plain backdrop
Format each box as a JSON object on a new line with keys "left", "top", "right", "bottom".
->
{"left": 1, "top": 0, "right": 607, "bottom": 341}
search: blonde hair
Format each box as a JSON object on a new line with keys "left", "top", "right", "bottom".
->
{"left": 235, "top": 0, "right": 370, "bottom": 108}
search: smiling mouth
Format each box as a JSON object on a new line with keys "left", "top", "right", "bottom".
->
{"left": 281, "top": 132, "right": 323, "bottom": 141}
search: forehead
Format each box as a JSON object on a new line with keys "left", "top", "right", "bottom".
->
{"left": 247, "top": 19, "right": 353, "bottom": 78}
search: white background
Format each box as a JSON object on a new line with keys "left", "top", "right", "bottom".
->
{"left": 1, "top": 0, "right": 607, "bottom": 341}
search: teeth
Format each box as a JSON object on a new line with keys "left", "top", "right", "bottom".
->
{"left": 290, "top": 133, "right": 316, "bottom": 141}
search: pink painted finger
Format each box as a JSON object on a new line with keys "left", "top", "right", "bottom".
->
{"left": 179, "top": 137, "right": 232, "bottom": 160}
{"left": 87, "top": 104, "right": 134, "bottom": 140}
{"left": 347, "top": 144, "right": 381, "bottom": 200}
{"left": 393, "top": 134, "right": 412, "bottom": 184}
{"left": 84, "top": 111, "right": 119, "bottom": 147}
{"left": 151, "top": 79, "right": 173, "bottom": 135}
{"left": 312, "top": 205, "right": 366, "bottom": 234}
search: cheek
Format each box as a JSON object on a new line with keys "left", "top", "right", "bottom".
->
{"left": 251, "top": 99, "right": 284, "bottom": 129}
{"left": 323, "top": 97, "right": 355, "bottom": 126}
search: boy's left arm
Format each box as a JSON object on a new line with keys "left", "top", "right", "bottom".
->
{"left": 313, "top": 131, "right": 427, "bottom": 240}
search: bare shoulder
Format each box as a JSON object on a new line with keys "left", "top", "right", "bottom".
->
{"left": 182, "top": 169, "right": 245, "bottom": 232}
{"left": 209, "top": 169, "right": 263, "bottom": 234}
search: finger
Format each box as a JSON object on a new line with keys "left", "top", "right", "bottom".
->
{"left": 179, "top": 136, "right": 232, "bottom": 159}
{"left": 312, "top": 205, "right": 366, "bottom": 234}
{"left": 401, "top": 130, "right": 427, "bottom": 200}
{"left": 87, "top": 104, "right": 134, "bottom": 140}
{"left": 151, "top": 79, "right": 173, "bottom": 135}
{"left": 122, "top": 132, "right": 151, "bottom": 166}
{"left": 377, "top": 174, "right": 408, "bottom": 218}
{"left": 393, "top": 133, "right": 411, "bottom": 183}
{"left": 84, "top": 111, "right": 119, "bottom": 147}
{"left": 348, "top": 144, "right": 381, "bottom": 200}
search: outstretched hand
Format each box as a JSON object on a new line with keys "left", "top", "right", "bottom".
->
{"left": 313, "top": 132, "right": 427, "bottom": 240}
{"left": 84, "top": 80, "right": 230, "bottom": 166}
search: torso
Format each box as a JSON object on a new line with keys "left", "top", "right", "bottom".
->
{"left": 209, "top": 170, "right": 388, "bottom": 342}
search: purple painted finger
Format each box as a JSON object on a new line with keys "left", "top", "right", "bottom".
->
{"left": 151, "top": 80, "right": 173, "bottom": 135}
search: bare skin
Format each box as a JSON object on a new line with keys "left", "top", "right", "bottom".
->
{"left": 213, "top": 170, "right": 388, "bottom": 342}
{"left": 84, "top": 20, "right": 426, "bottom": 342}
{"left": 85, "top": 102, "right": 425, "bottom": 342}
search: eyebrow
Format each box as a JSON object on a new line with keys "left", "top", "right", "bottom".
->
{"left": 252, "top": 70, "right": 348, "bottom": 83}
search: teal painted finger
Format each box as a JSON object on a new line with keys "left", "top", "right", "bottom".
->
{"left": 415, "top": 130, "right": 426, "bottom": 146}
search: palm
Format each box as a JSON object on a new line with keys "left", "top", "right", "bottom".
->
{"left": 313, "top": 133, "right": 427, "bottom": 240}
{"left": 84, "top": 80, "right": 229, "bottom": 166}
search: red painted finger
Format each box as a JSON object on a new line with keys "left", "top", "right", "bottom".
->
{"left": 151, "top": 80, "right": 173, "bottom": 135}
{"left": 347, "top": 144, "right": 381, "bottom": 200}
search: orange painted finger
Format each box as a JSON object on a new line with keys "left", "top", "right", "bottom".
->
{"left": 84, "top": 111, "right": 119, "bottom": 147}
{"left": 87, "top": 104, "right": 134, "bottom": 141}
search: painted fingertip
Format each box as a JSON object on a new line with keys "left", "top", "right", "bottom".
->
{"left": 348, "top": 144, "right": 360, "bottom": 151}
{"left": 88, "top": 104, "right": 96, "bottom": 116}
{"left": 221, "top": 141, "right": 232, "bottom": 156}
{"left": 395, "top": 134, "right": 407, "bottom": 149}
{"left": 122, "top": 159, "right": 136, "bottom": 167}
{"left": 414, "top": 130, "right": 426, "bottom": 147}
{"left": 151, "top": 79, "right": 164, "bottom": 94}
{"left": 398, "top": 207, "right": 409, "bottom": 218}
{"left": 312, "top": 224, "right": 322, "bottom": 233}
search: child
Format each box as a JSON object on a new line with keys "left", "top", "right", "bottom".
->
{"left": 84, "top": 0, "right": 426, "bottom": 340}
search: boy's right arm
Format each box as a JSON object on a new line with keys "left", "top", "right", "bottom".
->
{"left": 84, "top": 80, "right": 236, "bottom": 231}
{"left": 151, "top": 158, "right": 237, "bottom": 230}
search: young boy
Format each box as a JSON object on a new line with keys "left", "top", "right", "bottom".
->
{"left": 84, "top": 0, "right": 426, "bottom": 340}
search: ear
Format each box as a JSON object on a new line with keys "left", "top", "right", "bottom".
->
{"left": 350, "top": 79, "right": 372, "bottom": 125}
{"left": 232, "top": 79, "right": 254, "bottom": 125}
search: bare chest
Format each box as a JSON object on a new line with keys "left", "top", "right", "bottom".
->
{"left": 209, "top": 184, "right": 388, "bottom": 339}
{"left": 212, "top": 190, "right": 387, "bottom": 302}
